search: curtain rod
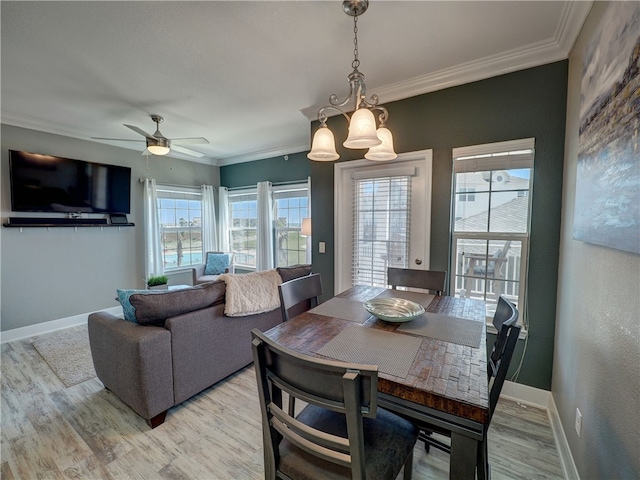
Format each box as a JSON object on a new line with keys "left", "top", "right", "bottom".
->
{"left": 226, "top": 179, "right": 308, "bottom": 191}
{"left": 138, "top": 178, "right": 217, "bottom": 190}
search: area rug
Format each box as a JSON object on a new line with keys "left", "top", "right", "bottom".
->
{"left": 32, "top": 327, "right": 96, "bottom": 387}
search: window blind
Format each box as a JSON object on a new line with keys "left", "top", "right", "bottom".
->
{"left": 352, "top": 175, "right": 411, "bottom": 287}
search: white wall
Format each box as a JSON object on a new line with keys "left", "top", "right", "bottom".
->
{"left": 554, "top": 2, "right": 640, "bottom": 477}
{"left": 1, "top": 124, "right": 219, "bottom": 332}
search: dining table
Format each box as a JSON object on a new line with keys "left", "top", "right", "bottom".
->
{"left": 263, "top": 284, "right": 489, "bottom": 480}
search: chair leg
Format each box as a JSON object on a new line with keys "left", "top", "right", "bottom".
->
{"left": 476, "top": 437, "right": 489, "bottom": 480}
{"left": 403, "top": 449, "right": 413, "bottom": 480}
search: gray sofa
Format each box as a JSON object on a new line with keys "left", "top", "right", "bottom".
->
{"left": 88, "top": 265, "right": 310, "bottom": 428}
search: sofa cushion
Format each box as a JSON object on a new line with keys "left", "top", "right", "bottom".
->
{"left": 277, "top": 264, "right": 312, "bottom": 282}
{"left": 127, "top": 281, "right": 226, "bottom": 326}
{"left": 204, "top": 252, "right": 232, "bottom": 275}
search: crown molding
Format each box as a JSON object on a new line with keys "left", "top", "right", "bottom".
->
{"left": 215, "top": 142, "right": 310, "bottom": 167}
{"left": 301, "top": 1, "right": 593, "bottom": 121}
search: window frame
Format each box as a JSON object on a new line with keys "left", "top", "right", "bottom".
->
{"left": 226, "top": 181, "right": 310, "bottom": 270}
{"left": 228, "top": 188, "right": 258, "bottom": 270}
{"left": 449, "top": 138, "right": 535, "bottom": 330}
{"left": 156, "top": 184, "right": 204, "bottom": 272}
{"left": 272, "top": 183, "right": 310, "bottom": 268}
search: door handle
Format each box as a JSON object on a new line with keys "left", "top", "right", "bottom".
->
{"left": 415, "top": 258, "right": 423, "bottom": 265}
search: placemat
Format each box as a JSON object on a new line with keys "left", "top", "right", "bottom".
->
{"left": 397, "top": 313, "right": 484, "bottom": 348}
{"left": 317, "top": 325, "right": 422, "bottom": 378}
{"left": 308, "top": 297, "right": 372, "bottom": 324}
{"left": 374, "top": 289, "right": 435, "bottom": 307}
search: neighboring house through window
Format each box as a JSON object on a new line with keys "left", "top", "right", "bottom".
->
{"left": 450, "top": 138, "right": 534, "bottom": 325}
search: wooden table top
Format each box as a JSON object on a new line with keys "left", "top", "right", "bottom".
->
{"left": 264, "top": 285, "right": 490, "bottom": 425}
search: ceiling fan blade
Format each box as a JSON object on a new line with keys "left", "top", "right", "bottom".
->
{"left": 92, "top": 136, "right": 145, "bottom": 142}
{"left": 124, "top": 124, "right": 156, "bottom": 140}
{"left": 171, "top": 137, "right": 210, "bottom": 145}
{"left": 171, "top": 144, "right": 205, "bottom": 158}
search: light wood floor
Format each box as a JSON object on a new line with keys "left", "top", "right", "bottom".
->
{"left": 1, "top": 327, "right": 564, "bottom": 479}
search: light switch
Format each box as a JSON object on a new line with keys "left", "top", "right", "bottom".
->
{"left": 319, "top": 242, "right": 326, "bottom": 254}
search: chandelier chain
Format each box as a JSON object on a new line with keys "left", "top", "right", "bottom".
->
{"left": 352, "top": 13, "right": 360, "bottom": 70}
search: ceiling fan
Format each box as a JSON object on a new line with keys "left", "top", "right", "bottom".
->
{"left": 92, "top": 115, "right": 209, "bottom": 158}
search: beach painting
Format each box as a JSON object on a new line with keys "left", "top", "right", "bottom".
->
{"left": 574, "top": 2, "right": 640, "bottom": 254}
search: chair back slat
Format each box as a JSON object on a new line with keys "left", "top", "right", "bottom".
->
{"left": 251, "top": 329, "right": 378, "bottom": 478}
{"left": 387, "top": 267, "right": 447, "bottom": 295}
{"left": 487, "top": 296, "right": 520, "bottom": 421}
{"left": 488, "top": 295, "right": 519, "bottom": 379}
{"left": 278, "top": 273, "right": 323, "bottom": 321}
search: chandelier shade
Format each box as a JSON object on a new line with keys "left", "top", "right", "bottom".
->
{"left": 343, "top": 108, "right": 382, "bottom": 149}
{"left": 308, "top": 125, "right": 340, "bottom": 161}
{"left": 307, "top": 0, "right": 397, "bottom": 162}
{"left": 365, "top": 126, "right": 397, "bottom": 161}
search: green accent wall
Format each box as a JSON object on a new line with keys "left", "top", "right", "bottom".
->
{"left": 220, "top": 151, "right": 311, "bottom": 188}
{"left": 222, "top": 61, "right": 568, "bottom": 390}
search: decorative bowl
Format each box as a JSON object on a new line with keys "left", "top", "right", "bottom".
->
{"left": 363, "top": 297, "right": 425, "bottom": 323}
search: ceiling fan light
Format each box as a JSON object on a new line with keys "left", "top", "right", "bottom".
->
{"left": 308, "top": 125, "right": 340, "bottom": 161}
{"left": 343, "top": 108, "right": 382, "bottom": 149}
{"left": 147, "top": 145, "right": 170, "bottom": 156}
{"left": 146, "top": 137, "right": 170, "bottom": 156}
{"left": 365, "top": 126, "right": 397, "bottom": 161}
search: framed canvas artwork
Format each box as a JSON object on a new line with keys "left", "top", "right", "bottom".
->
{"left": 573, "top": 2, "right": 640, "bottom": 254}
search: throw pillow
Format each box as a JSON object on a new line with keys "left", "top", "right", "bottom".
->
{"left": 116, "top": 289, "right": 156, "bottom": 323}
{"left": 130, "top": 281, "right": 226, "bottom": 326}
{"left": 204, "top": 253, "right": 231, "bottom": 275}
{"left": 277, "top": 264, "right": 312, "bottom": 282}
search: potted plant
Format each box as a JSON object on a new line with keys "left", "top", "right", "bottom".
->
{"left": 147, "top": 274, "right": 169, "bottom": 290}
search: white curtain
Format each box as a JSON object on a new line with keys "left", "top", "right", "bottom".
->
{"left": 143, "top": 178, "right": 163, "bottom": 279}
{"left": 256, "top": 181, "right": 274, "bottom": 270}
{"left": 218, "top": 187, "right": 230, "bottom": 252}
{"left": 201, "top": 185, "right": 218, "bottom": 253}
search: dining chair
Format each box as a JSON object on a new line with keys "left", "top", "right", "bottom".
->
{"left": 418, "top": 295, "right": 520, "bottom": 480}
{"left": 278, "top": 272, "right": 323, "bottom": 321}
{"left": 387, "top": 267, "right": 447, "bottom": 295}
{"left": 251, "top": 329, "right": 419, "bottom": 480}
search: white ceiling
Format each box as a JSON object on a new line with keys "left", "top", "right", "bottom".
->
{"left": 1, "top": 1, "right": 591, "bottom": 166}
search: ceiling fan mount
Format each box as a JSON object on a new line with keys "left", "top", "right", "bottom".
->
{"left": 92, "top": 114, "right": 209, "bottom": 158}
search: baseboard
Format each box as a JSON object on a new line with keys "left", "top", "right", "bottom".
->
{"left": 0, "top": 306, "right": 122, "bottom": 344}
{"left": 548, "top": 395, "right": 581, "bottom": 480}
{"left": 500, "top": 380, "right": 551, "bottom": 409}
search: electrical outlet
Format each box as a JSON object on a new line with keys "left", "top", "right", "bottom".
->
{"left": 319, "top": 242, "right": 326, "bottom": 254}
{"left": 575, "top": 408, "right": 582, "bottom": 438}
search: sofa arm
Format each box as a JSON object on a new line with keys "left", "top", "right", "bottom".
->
{"left": 88, "top": 311, "right": 174, "bottom": 423}
{"left": 192, "top": 264, "right": 206, "bottom": 284}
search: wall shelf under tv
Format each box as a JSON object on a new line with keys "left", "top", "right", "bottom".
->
{"left": 3, "top": 217, "right": 135, "bottom": 228}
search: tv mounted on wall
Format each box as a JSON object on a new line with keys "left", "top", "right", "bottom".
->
{"left": 9, "top": 150, "right": 131, "bottom": 214}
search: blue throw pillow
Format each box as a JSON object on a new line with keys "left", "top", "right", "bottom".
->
{"left": 117, "top": 289, "right": 157, "bottom": 323}
{"left": 204, "top": 253, "right": 231, "bottom": 275}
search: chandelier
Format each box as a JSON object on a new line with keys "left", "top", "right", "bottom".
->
{"left": 307, "top": 0, "right": 397, "bottom": 162}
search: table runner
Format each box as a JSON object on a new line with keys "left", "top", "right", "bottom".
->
{"left": 308, "top": 297, "right": 372, "bottom": 323}
{"left": 317, "top": 325, "right": 422, "bottom": 378}
{"left": 398, "top": 312, "right": 484, "bottom": 348}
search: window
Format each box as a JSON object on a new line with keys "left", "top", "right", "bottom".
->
{"left": 157, "top": 186, "right": 203, "bottom": 270}
{"left": 229, "top": 190, "right": 258, "bottom": 268}
{"left": 353, "top": 175, "right": 411, "bottom": 287}
{"left": 227, "top": 182, "right": 309, "bottom": 269}
{"left": 450, "top": 138, "right": 534, "bottom": 323}
{"left": 273, "top": 185, "right": 309, "bottom": 267}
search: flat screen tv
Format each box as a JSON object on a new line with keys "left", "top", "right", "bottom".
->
{"left": 9, "top": 150, "right": 131, "bottom": 214}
